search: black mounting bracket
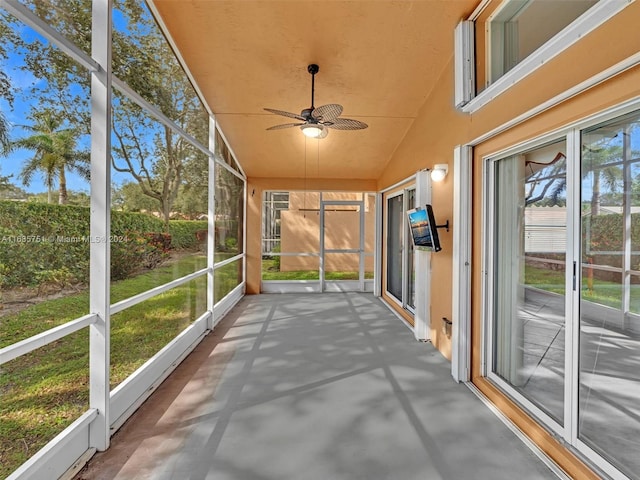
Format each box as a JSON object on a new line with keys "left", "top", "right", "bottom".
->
{"left": 436, "top": 220, "right": 450, "bottom": 232}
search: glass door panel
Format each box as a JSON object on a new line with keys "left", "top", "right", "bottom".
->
{"left": 579, "top": 112, "right": 640, "bottom": 477}
{"left": 492, "top": 139, "right": 567, "bottom": 424}
{"left": 386, "top": 194, "right": 404, "bottom": 301}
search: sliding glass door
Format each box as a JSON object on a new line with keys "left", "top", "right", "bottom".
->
{"left": 486, "top": 107, "right": 640, "bottom": 479}
{"left": 490, "top": 139, "right": 567, "bottom": 425}
{"left": 387, "top": 193, "right": 404, "bottom": 301}
{"left": 386, "top": 188, "right": 416, "bottom": 312}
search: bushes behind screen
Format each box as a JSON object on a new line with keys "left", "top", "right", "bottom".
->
{"left": 0, "top": 201, "right": 206, "bottom": 288}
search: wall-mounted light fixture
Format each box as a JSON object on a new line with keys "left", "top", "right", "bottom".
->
{"left": 430, "top": 164, "right": 449, "bottom": 182}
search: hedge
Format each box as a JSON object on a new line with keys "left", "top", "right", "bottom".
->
{"left": 0, "top": 201, "right": 206, "bottom": 288}
{"left": 169, "top": 220, "right": 208, "bottom": 249}
{"left": 583, "top": 212, "right": 640, "bottom": 281}
{"left": 530, "top": 212, "right": 640, "bottom": 283}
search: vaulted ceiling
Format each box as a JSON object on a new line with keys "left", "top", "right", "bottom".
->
{"left": 151, "top": 0, "right": 478, "bottom": 181}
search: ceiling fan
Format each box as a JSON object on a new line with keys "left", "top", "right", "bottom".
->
{"left": 264, "top": 64, "right": 368, "bottom": 139}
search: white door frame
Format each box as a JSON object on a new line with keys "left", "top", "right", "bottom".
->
{"left": 320, "top": 198, "right": 366, "bottom": 292}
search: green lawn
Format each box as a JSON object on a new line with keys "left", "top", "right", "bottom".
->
{"left": 261, "top": 258, "right": 374, "bottom": 280}
{"left": 0, "top": 252, "right": 240, "bottom": 478}
{"left": 525, "top": 264, "right": 640, "bottom": 312}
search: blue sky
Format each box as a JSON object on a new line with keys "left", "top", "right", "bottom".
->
{"left": 0, "top": 7, "right": 140, "bottom": 195}
{"left": 0, "top": 20, "right": 91, "bottom": 194}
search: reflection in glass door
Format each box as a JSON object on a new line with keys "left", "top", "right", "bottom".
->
{"left": 490, "top": 139, "right": 567, "bottom": 425}
{"left": 579, "top": 112, "right": 640, "bottom": 478}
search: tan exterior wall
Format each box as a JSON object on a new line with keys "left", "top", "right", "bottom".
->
{"left": 245, "top": 178, "right": 376, "bottom": 294}
{"left": 375, "top": 2, "right": 640, "bottom": 477}
{"left": 280, "top": 194, "right": 375, "bottom": 272}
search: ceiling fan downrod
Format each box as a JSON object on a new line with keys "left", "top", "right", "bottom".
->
{"left": 308, "top": 64, "right": 319, "bottom": 110}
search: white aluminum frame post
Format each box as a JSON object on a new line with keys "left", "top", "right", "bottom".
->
{"left": 89, "top": 0, "right": 112, "bottom": 452}
{"left": 452, "top": 145, "right": 472, "bottom": 382}
{"left": 413, "top": 170, "right": 431, "bottom": 341}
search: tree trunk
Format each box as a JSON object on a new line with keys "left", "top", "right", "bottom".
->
{"left": 58, "top": 166, "right": 68, "bottom": 205}
{"left": 162, "top": 199, "right": 171, "bottom": 232}
{"left": 591, "top": 171, "right": 600, "bottom": 216}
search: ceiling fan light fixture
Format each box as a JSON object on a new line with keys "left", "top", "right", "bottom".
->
{"left": 301, "top": 123, "right": 324, "bottom": 138}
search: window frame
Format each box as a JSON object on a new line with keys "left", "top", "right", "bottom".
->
{"left": 458, "top": 0, "right": 633, "bottom": 113}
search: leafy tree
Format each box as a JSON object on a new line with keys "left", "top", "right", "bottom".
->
{"left": 0, "top": 15, "right": 16, "bottom": 153}
{"left": 29, "top": 189, "right": 90, "bottom": 206}
{"left": 109, "top": 2, "right": 209, "bottom": 230}
{"left": 0, "top": 173, "right": 28, "bottom": 200}
{"left": 111, "top": 93, "right": 206, "bottom": 230}
{"left": 525, "top": 153, "right": 567, "bottom": 207}
{"left": 112, "top": 180, "right": 161, "bottom": 213}
{"left": 11, "top": 110, "right": 89, "bottom": 204}
{"left": 1, "top": 1, "right": 209, "bottom": 224}
{"left": 173, "top": 148, "right": 208, "bottom": 218}
{"left": 215, "top": 166, "right": 244, "bottom": 251}
{"left": 582, "top": 142, "right": 623, "bottom": 216}
{"left": 0, "top": 110, "right": 9, "bottom": 153}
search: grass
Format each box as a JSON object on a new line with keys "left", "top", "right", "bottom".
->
{"left": 261, "top": 258, "right": 374, "bottom": 281}
{"left": 0, "top": 251, "right": 241, "bottom": 478}
{"left": 525, "top": 264, "right": 640, "bottom": 312}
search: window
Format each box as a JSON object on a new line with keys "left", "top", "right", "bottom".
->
{"left": 488, "top": 0, "right": 597, "bottom": 84}
{"left": 458, "top": 0, "right": 632, "bottom": 113}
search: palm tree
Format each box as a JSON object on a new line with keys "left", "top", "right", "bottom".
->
{"left": 12, "top": 110, "right": 89, "bottom": 204}
{"left": 582, "top": 140, "right": 623, "bottom": 216}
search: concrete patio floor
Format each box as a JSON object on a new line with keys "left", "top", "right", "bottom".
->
{"left": 76, "top": 293, "right": 561, "bottom": 480}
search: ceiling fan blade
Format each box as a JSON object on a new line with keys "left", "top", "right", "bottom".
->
{"left": 266, "top": 122, "right": 304, "bottom": 130}
{"left": 312, "top": 104, "right": 343, "bottom": 122}
{"left": 264, "top": 108, "right": 306, "bottom": 121}
{"left": 326, "top": 118, "right": 368, "bottom": 130}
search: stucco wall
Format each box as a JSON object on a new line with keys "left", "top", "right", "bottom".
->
{"left": 375, "top": 2, "right": 640, "bottom": 477}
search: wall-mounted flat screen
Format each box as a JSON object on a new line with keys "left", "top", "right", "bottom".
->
{"left": 407, "top": 205, "right": 441, "bottom": 252}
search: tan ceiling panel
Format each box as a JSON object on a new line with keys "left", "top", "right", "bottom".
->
{"left": 152, "top": 0, "right": 478, "bottom": 180}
